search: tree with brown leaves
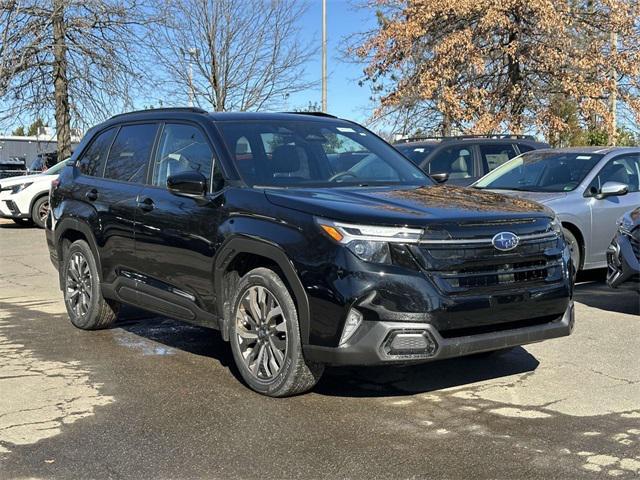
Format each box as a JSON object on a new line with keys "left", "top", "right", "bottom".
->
{"left": 354, "top": 0, "right": 640, "bottom": 142}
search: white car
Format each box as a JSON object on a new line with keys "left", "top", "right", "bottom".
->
{"left": 0, "top": 160, "right": 70, "bottom": 228}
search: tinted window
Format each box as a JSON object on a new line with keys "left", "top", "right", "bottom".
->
{"left": 475, "top": 151, "right": 604, "bottom": 192}
{"left": 217, "top": 120, "right": 429, "bottom": 188}
{"left": 480, "top": 143, "right": 518, "bottom": 171}
{"left": 589, "top": 154, "right": 640, "bottom": 193}
{"left": 517, "top": 144, "right": 536, "bottom": 154}
{"left": 151, "top": 124, "right": 214, "bottom": 188}
{"left": 104, "top": 124, "right": 157, "bottom": 183}
{"left": 77, "top": 128, "right": 116, "bottom": 177}
{"left": 395, "top": 144, "right": 436, "bottom": 164}
{"left": 428, "top": 146, "right": 475, "bottom": 179}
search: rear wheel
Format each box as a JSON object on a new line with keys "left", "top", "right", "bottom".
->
{"left": 229, "top": 267, "right": 323, "bottom": 397}
{"left": 63, "top": 240, "right": 118, "bottom": 330}
{"left": 31, "top": 196, "right": 49, "bottom": 228}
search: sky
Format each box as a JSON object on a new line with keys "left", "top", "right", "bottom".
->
{"left": 285, "top": 1, "right": 379, "bottom": 124}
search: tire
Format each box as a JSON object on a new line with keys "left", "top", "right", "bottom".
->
{"left": 229, "top": 267, "right": 324, "bottom": 397}
{"left": 31, "top": 195, "right": 49, "bottom": 229}
{"left": 11, "top": 218, "right": 34, "bottom": 227}
{"left": 562, "top": 228, "right": 581, "bottom": 275}
{"left": 62, "top": 240, "right": 118, "bottom": 330}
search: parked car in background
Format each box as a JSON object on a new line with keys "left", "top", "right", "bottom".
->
{"left": 394, "top": 135, "right": 549, "bottom": 186}
{"left": 607, "top": 207, "right": 639, "bottom": 292}
{"left": 0, "top": 159, "right": 70, "bottom": 227}
{"left": 473, "top": 147, "right": 640, "bottom": 273}
{"left": 46, "top": 108, "right": 573, "bottom": 397}
{"left": 0, "top": 157, "right": 27, "bottom": 179}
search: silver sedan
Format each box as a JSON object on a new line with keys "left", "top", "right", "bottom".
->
{"left": 473, "top": 147, "right": 640, "bottom": 272}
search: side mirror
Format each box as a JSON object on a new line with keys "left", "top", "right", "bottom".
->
{"left": 167, "top": 171, "right": 207, "bottom": 197}
{"left": 431, "top": 172, "right": 449, "bottom": 183}
{"left": 596, "top": 181, "right": 628, "bottom": 199}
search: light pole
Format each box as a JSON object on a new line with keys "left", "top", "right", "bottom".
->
{"left": 181, "top": 47, "right": 199, "bottom": 107}
{"left": 321, "top": 0, "right": 327, "bottom": 112}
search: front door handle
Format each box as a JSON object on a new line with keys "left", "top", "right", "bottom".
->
{"left": 85, "top": 189, "right": 98, "bottom": 201}
{"left": 137, "top": 197, "right": 154, "bottom": 212}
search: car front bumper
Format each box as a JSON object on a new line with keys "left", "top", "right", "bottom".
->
{"left": 607, "top": 234, "right": 640, "bottom": 292}
{"left": 304, "top": 301, "right": 574, "bottom": 366}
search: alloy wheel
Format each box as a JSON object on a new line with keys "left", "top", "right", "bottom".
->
{"left": 235, "top": 285, "right": 288, "bottom": 380}
{"left": 38, "top": 200, "right": 49, "bottom": 222}
{"left": 65, "top": 252, "right": 92, "bottom": 318}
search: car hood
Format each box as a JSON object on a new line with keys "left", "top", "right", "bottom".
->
{"left": 485, "top": 189, "right": 568, "bottom": 205}
{"left": 0, "top": 172, "right": 53, "bottom": 187}
{"left": 265, "top": 184, "right": 553, "bottom": 226}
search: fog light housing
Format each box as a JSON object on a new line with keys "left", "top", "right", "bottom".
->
{"left": 382, "top": 329, "right": 438, "bottom": 359}
{"left": 339, "top": 308, "right": 363, "bottom": 346}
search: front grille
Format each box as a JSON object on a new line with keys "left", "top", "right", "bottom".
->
{"left": 412, "top": 232, "right": 564, "bottom": 295}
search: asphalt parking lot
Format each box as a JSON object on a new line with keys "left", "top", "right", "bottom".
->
{"left": 0, "top": 219, "right": 638, "bottom": 479}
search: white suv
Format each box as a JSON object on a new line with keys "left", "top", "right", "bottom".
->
{"left": 0, "top": 160, "right": 69, "bottom": 228}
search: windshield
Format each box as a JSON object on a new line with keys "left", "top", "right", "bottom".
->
{"left": 474, "top": 151, "right": 604, "bottom": 192}
{"left": 43, "top": 159, "right": 71, "bottom": 175}
{"left": 395, "top": 144, "right": 437, "bottom": 164}
{"left": 217, "top": 120, "right": 431, "bottom": 188}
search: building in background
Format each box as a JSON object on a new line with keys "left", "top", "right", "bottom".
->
{"left": 0, "top": 128, "right": 80, "bottom": 170}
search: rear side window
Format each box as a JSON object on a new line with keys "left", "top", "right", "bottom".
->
{"left": 480, "top": 143, "right": 518, "bottom": 171}
{"left": 428, "top": 146, "right": 475, "bottom": 179}
{"left": 77, "top": 128, "right": 116, "bottom": 177}
{"left": 151, "top": 123, "right": 214, "bottom": 188}
{"left": 516, "top": 143, "right": 536, "bottom": 154}
{"left": 104, "top": 124, "right": 158, "bottom": 183}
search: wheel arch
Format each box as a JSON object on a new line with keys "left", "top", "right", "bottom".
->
{"left": 561, "top": 221, "right": 585, "bottom": 270}
{"left": 214, "top": 236, "right": 310, "bottom": 344}
{"left": 28, "top": 190, "right": 49, "bottom": 218}
{"left": 54, "top": 217, "right": 103, "bottom": 288}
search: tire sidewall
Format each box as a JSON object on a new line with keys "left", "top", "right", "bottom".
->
{"left": 229, "top": 269, "right": 303, "bottom": 396}
{"left": 62, "top": 240, "right": 102, "bottom": 329}
{"left": 562, "top": 228, "right": 581, "bottom": 273}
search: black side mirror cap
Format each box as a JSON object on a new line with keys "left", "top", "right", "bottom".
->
{"left": 430, "top": 172, "right": 449, "bottom": 183}
{"left": 167, "top": 171, "right": 208, "bottom": 197}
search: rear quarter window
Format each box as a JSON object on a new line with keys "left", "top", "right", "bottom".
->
{"left": 77, "top": 128, "right": 117, "bottom": 177}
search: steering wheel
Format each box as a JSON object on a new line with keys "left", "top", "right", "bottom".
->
{"left": 329, "top": 171, "right": 358, "bottom": 182}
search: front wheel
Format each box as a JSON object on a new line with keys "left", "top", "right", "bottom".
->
{"left": 562, "top": 228, "right": 581, "bottom": 275}
{"left": 229, "top": 267, "right": 323, "bottom": 397}
{"left": 31, "top": 196, "right": 49, "bottom": 228}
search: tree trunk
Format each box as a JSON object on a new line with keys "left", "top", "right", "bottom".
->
{"left": 52, "top": 0, "right": 71, "bottom": 160}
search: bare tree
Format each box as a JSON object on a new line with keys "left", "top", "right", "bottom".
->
{"left": 0, "top": 0, "right": 150, "bottom": 158}
{"left": 147, "top": 0, "right": 316, "bottom": 112}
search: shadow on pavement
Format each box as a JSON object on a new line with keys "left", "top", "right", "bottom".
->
{"left": 316, "top": 347, "right": 539, "bottom": 397}
{"left": 574, "top": 269, "right": 639, "bottom": 316}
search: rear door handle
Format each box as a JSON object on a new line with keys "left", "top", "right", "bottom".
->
{"left": 85, "top": 189, "right": 98, "bottom": 201}
{"left": 136, "top": 197, "right": 154, "bottom": 212}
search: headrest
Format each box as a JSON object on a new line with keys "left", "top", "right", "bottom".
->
{"left": 271, "top": 145, "right": 301, "bottom": 173}
{"left": 451, "top": 156, "right": 467, "bottom": 172}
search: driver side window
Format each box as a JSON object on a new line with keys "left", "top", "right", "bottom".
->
{"left": 151, "top": 124, "right": 213, "bottom": 188}
{"left": 590, "top": 155, "right": 640, "bottom": 193}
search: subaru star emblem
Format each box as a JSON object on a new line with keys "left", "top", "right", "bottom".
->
{"left": 492, "top": 231, "right": 519, "bottom": 251}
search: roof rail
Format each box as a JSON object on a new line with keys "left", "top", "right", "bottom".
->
{"left": 397, "top": 134, "right": 538, "bottom": 143}
{"left": 109, "top": 107, "right": 208, "bottom": 120}
{"left": 281, "top": 111, "right": 338, "bottom": 118}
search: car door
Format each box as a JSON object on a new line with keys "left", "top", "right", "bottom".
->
{"left": 133, "top": 122, "right": 225, "bottom": 317}
{"left": 586, "top": 153, "right": 640, "bottom": 266}
{"left": 73, "top": 124, "right": 157, "bottom": 284}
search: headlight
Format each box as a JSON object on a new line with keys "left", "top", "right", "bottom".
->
{"left": 10, "top": 182, "right": 33, "bottom": 194}
{"left": 550, "top": 216, "right": 563, "bottom": 236}
{"left": 617, "top": 216, "right": 634, "bottom": 236}
{"left": 316, "top": 218, "right": 423, "bottom": 263}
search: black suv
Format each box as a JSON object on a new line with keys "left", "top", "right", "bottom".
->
{"left": 394, "top": 135, "right": 549, "bottom": 186}
{"left": 47, "top": 109, "right": 574, "bottom": 396}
